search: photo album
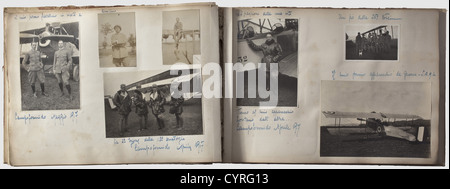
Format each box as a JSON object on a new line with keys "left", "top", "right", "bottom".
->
{"left": 2, "top": 3, "right": 446, "bottom": 166}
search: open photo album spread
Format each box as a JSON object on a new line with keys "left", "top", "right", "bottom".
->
{"left": 3, "top": 3, "right": 446, "bottom": 166}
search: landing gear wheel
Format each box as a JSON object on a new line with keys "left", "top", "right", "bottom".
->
{"left": 376, "top": 126, "right": 385, "bottom": 136}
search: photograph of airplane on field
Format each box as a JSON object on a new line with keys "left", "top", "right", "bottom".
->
{"left": 320, "top": 81, "right": 431, "bottom": 158}
{"left": 345, "top": 24, "right": 399, "bottom": 61}
{"left": 98, "top": 12, "right": 137, "bottom": 67}
{"left": 103, "top": 69, "right": 203, "bottom": 138}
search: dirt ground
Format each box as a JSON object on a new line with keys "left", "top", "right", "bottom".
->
{"left": 21, "top": 69, "right": 80, "bottom": 110}
{"left": 99, "top": 47, "right": 137, "bottom": 67}
{"left": 162, "top": 41, "right": 200, "bottom": 65}
{"left": 345, "top": 41, "right": 398, "bottom": 60}
{"left": 320, "top": 127, "right": 430, "bottom": 158}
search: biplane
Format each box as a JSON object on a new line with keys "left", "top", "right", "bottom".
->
{"left": 236, "top": 18, "right": 298, "bottom": 78}
{"left": 104, "top": 69, "right": 202, "bottom": 110}
{"left": 321, "top": 111, "right": 430, "bottom": 143}
{"left": 20, "top": 22, "right": 80, "bottom": 81}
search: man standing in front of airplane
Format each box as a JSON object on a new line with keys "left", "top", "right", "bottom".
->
{"left": 22, "top": 42, "right": 48, "bottom": 98}
{"left": 247, "top": 33, "right": 283, "bottom": 90}
{"left": 53, "top": 40, "right": 73, "bottom": 100}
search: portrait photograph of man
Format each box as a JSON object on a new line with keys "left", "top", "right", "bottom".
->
{"left": 98, "top": 12, "right": 137, "bottom": 67}
{"left": 235, "top": 18, "right": 299, "bottom": 107}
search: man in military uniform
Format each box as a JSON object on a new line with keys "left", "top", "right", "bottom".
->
{"left": 53, "top": 40, "right": 73, "bottom": 100}
{"left": 22, "top": 42, "right": 48, "bottom": 98}
{"left": 132, "top": 84, "right": 149, "bottom": 132}
{"left": 111, "top": 25, "right": 128, "bottom": 67}
{"left": 149, "top": 85, "right": 166, "bottom": 130}
{"left": 247, "top": 34, "right": 283, "bottom": 90}
{"left": 170, "top": 84, "right": 184, "bottom": 129}
{"left": 113, "top": 84, "right": 133, "bottom": 136}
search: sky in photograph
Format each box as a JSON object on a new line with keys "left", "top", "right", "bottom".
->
{"left": 162, "top": 9, "right": 200, "bottom": 31}
{"left": 103, "top": 70, "right": 164, "bottom": 96}
{"left": 98, "top": 12, "right": 136, "bottom": 43}
{"left": 346, "top": 25, "right": 399, "bottom": 41}
{"left": 321, "top": 81, "right": 431, "bottom": 120}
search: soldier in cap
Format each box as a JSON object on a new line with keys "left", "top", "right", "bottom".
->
{"left": 53, "top": 40, "right": 73, "bottom": 100}
{"left": 133, "top": 84, "right": 149, "bottom": 132}
{"left": 22, "top": 42, "right": 48, "bottom": 98}
{"left": 113, "top": 84, "right": 132, "bottom": 136}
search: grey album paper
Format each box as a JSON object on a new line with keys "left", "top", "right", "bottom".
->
{"left": 4, "top": 3, "right": 221, "bottom": 165}
{"left": 3, "top": 5, "right": 445, "bottom": 166}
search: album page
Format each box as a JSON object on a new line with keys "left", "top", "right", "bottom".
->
{"left": 4, "top": 3, "right": 221, "bottom": 165}
{"left": 223, "top": 7, "right": 445, "bottom": 165}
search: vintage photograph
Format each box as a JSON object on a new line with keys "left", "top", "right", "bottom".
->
{"left": 162, "top": 9, "right": 201, "bottom": 65}
{"left": 235, "top": 18, "right": 298, "bottom": 107}
{"left": 103, "top": 69, "right": 203, "bottom": 138}
{"left": 98, "top": 12, "right": 137, "bottom": 67}
{"left": 320, "top": 81, "right": 431, "bottom": 158}
{"left": 345, "top": 24, "right": 399, "bottom": 60}
{"left": 19, "top": 21, "right": 80, "bottom": 110}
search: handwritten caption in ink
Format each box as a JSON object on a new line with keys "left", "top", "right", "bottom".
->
{"left": 331, "top": 69, "right": 437, "bottom": 81}
{"left": 113, "top": 136, "right": 205, "bottom": 155}
{"left": 338, "top": 12, "right": 401, "bottom": 22}
{"left": 236, "top": 108, "right": 301, "bottom": 137}
{"left": 14, "top": 12, "right": 83, "bottom": 20}
{"left": 14, "top": 111, "right": 79, "bottom": 125}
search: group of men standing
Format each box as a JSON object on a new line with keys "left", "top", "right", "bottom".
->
{"left": 355, "top": 29, "right": 392, "bottom": 56}
{"left": 22, "top": 40, "right": 74, "bottom": 100}
{"left": 112, "top": 84, "right": 185, "bottom": 136}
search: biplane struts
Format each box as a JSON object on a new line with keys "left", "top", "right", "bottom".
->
{"left": 104, "top": 69, "right": 202, "bottom": 110}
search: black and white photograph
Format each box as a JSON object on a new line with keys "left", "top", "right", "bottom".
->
{"left": 235, "top": 18, "right": 298, "bottom": 107}
{"left": 320, "top": 81, "right": 431, "bottom": 158}
{"left": 98, "top": 12, "right": 137, "bottom": 67}
{"left": 345, "top": 24, "right": 399, "bottom": 60}
{"left": 19, "top": 21, "right": 80, "bottom": 110}
{"left": 162, "top": 9, "right": 200, "bottom": 65}
{"left": 103, "top": 69, "right": 203, "bottom": 138}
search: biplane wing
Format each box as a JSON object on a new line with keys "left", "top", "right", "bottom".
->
{"left": 382, "top": 113, "right": 422, "bottom": 119}
{"left": 124, "top": 69, "right": 195, "bottom": 90}
{"left": 19, "top": 33, "right": 40, "bottom": 44}
{"left": 361, "top": 25, "right": 387, "bottom": 35}
{"left": 20, "top": 22, "right": 79, "bottom": 37}
{"left": 322, "top": 111, "right": 422, "bottom": 120}
{"left": 20, "top": 26, "right": 46, "bottom": 35}
{"left": 322, "top": 111, "right": 384, "bottom": 119}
